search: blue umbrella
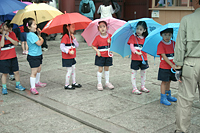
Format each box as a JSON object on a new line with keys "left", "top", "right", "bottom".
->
{"left": 0, "top": 0, "right": 27, "bottom": 15}
{"left": 110, "top": 18, "right": 162, "bottom": 57}
{"left": 0, "top": 12, "right": 15, "bottom": 22}
{"left": 142, "top": 23, "right": 180, "bottom": 57}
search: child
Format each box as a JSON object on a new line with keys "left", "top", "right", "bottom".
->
{"left": 24, "top": 17, "right": 47, "bottom": 95}
{"left": 0, "top": 20, "right": 26, "bottom": 95}
{"left": 97, "top": 0, "right": 115, "bottom": 19}
{"left": 19, "top": 24, "right": 28, "bottom": 55}
{"left": 92, "top": 21, "right": 114, "bottom": 91}
{"left": 157, "top": 28, "right": 177, "bottom": 106}
{"left": 127, "top": 21, "right": 149, "bottom": 95}
{"left": 60, "top": 24, "right": 82, "bottom": 90}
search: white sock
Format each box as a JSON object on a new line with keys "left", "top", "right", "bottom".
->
{"left": 140, "top": 70, "right": 146, "bottom": 88}
{"left": 97, "top": 71, "right": 102, "bottom": 84}
{"left": 72, "top": 65, "right": 76, "bottom": 84}
{"left": 35, "top": 73, "right": 40, "bottom": 84}
{"left": 131, "top": 70, "right": 137, "bottom": 89}
{"left": 105, "top": 71, "right": 109, "bottom": 83}
{"left": 30, "top": 77, "right": 36, "bottom": 88}
{"left": 65, "top": 67, "right": 72, "bottom": 86}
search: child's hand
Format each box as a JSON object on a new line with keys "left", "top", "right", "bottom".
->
{"left": 69, "top": 49, "right": 74, "bottom": 55}
{"left": 97, "top": 51, "right": 101, "bottom": 57}
{"left": 135, "top": 51, "right": 142, "bottom": 55}
{"left": 71, "top": 34, "right": 75, "bottom": 40}
{"left": 171, "top": 64, "right": 176, "bottom": 70}
{"left": 37, "top": 28, "right": 41, "bottom": 36}
{"left": 107, "top": 38, "right": 111, "bottom": 44}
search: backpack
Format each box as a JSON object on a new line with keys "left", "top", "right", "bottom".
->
{"left": 81, "top": 2, "right": 91, "bottom": 13}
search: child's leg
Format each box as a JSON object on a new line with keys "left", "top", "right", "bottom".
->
{"left": 2, "top": 73, "right": 8, "bottom": 94}
{"left": 160, "top": 81, "right": 171, "bottom": 105}
{"left": 140, "top": 70, "right": 149, "bottom": 92}
{"left": 25, "top": 41, "right": 28, "bottom": 51}
{"left": 14, "top": 71, "right": 26, "bottom": 91}
{"left": 30, "top": 67, "right": 39, "bottom": 94}
{"left": 165, "top": 80, "right": 177, "bottom": 102}
{"left": 65, "top": 67, "right": 72, "bottom": 86}
{"left": 72, "top": 65, "right": 76, "bottom": 84}
{"left": 21, "top": 41, "right": 25, "bottom": 53}
{"left": 104, "top": 66, "right": 114, "bottom": 89}
{"left": 97, "top": 67, "right": 103, "bottom": 90}
{"left": 35, "top": 65, "right": 46, "bottom": 87}
{"left": 131, "top": 69, "right": 142, "bottom": 94}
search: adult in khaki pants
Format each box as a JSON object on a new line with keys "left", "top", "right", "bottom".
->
{"left": 174, "top": 0, "right": 200, "bottom": 132}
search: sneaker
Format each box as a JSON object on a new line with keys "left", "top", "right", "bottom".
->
{"left": 18, "top": 42, "right": 21, "bottom": 46}
{"left": 16, "top": 83, "right": 26, "bottom": 91}
{"left": 42, "top": 47, "right": 48, "bottom": 51}
{"left": 2, "top": 87, "right": 8, "bottom": 95}
{"left": 22, "top": 51, "right": 26, "bottom": 55}
{"left": 9, "top": 75, "right": 15, "bottom": 81}
{"left": 30, "top": 87, "right": 39, "bottom": 95}
{"left": 64, "top": 85, "right": 75, "bottom": 90}
{"left": 140, "top": 86, "right": 150, "bottom": 93}
{"left": 132, "top": 88, "right": 142, "bottom": 95}
{"left": 105, "top": 82, "right": 114, "bottom": 90}
{"left": 97, "top": 83, "right": 103, "bottom": 91}
{"left": 72, "top": 83, "right": 82, "bottom": 88}
{"left": 25, "top": 51, "right": 28, "bottom": 55}
{"left": 35, "top": 82, "right": 47, "bottom": 88}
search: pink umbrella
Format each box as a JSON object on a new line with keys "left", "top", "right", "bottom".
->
{"left": 13, "top": 1, "right": 32, "bottom": 14}
{"left": 81, "top": 17, "right": 126, "bottom": 46}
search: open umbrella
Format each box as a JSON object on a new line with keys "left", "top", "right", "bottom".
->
{"left": 13, "top": 1, "right": 33, "bottom": 14}
{"left": 11, "top": 3, "right": 63, "bottom": 25}
{"left": 81, "top": 17, "right": 126, "bottom": 46}
{"left": 0, "top": 0, "right": 27, "bottom": 15}
{"left": 110, "top": 18, "right": 162, "bottom": 58}
{"left": 142, "top": 23, "right": 180, "bottom": 57}
{"left": 41, "top": 12, "right": 92, "bottom": 35}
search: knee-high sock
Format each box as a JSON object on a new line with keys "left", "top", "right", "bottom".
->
{"left": 140, "top": 70, "right": 146, "bottom": 87}
{"left": 35, "top": 73, "right": 40, "bottom": 84}
{"left": 65, "top": 67, "right": 72, "bottom": 86}
{"left": 131, "top": 70, "right": 137, "bottom": 89}
{"left": 97, "top": 71, "right": 102, "bottom": 84}
{"left": 72, "top": 65, "right": 76, "bottom": 84}
{"left": 105, "top": 71, "right": 109, "bottom": 83}
{"left": 30, "top": 77, "right": 36, "bottom": 88}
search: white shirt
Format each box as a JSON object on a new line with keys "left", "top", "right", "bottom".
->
{"left": 97, "top": 5, "right": 115, "bottom": 19}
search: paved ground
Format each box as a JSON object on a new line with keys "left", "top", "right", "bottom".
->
{"left": 0, "top": 32, "right": 200, "bottom": 133}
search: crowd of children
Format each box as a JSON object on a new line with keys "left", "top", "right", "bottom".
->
{"left": 0, "top": 18, "right": 178, "bottom": 106}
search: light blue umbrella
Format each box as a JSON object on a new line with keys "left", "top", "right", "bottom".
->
{"left": 110, "top": 18, "right": 162, "bottom": 57}
{"left": 142, "top": 23, "right": 180, "bottom": 57}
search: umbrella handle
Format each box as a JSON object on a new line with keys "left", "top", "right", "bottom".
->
{"left": 141, "top": 55, "right": 146, "bottom": 65}
{"left": 108, "top": 49, "right": 113, "bottom": 57}
{"left": 171, "top": 68, "right": 176, "bottom": 74}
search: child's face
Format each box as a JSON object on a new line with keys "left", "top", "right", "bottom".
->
{"left": 162, "top": 33, "right": 172, "bottom": 43}
{"left": 3, "top": 25, "right": 9, "bottom": 31}
{"left": 98, "top": 22, "right": 107, "bottom": 35}
{"left": 28, "top": 20, "right": 37, "bottom": 32}
{"left": 136, "top": 25, "right": 146, "bottom": 36}
{"left": 67, "top": 24, "right": 75, "bottom": 34}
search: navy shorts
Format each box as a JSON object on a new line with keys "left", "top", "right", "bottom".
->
{"left": 20, "top": 32, "right": 27, "bottom": 42}
{"left": 95, "top": 56, "right": 113, "bottom": 67}
{"left": 0, "top": 57, "right": 19, "bottom": 74}
{"left": 62, "top": 58, "right": 76, "bottom": 67}
{"left": 27, "top": 55, "right": 43, "bottom": 68}
{"left": 158, "top": 68, "right": 177, "bottom": 81}
{"left": 130, "top": 60, "right": 149, "bottom": 70}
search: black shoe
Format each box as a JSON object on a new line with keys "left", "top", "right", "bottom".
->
{"left": 64, "top": 85, "right": 75, "bottom": 90}
{"left": 72, "top": 83, "right": 82, "bottom": 88}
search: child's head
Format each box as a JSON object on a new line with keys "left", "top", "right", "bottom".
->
{"left": 23, "top": 17, "right": 36, "bottom": 32}
{"left": 97, "top": 21, "right": 108, "bottom": 35}
{"left": 63, "top": 24, "right": 75, "bottom": 37}
{"left": 135, "top": 21, "right": 148, "bottom": 37}
{"left": 3, "top": 20, "right": 13, "bottom": 32}
{"left": 160, "top": 28, "right": 173, "bottom": 43}
{"left": 103, "top": 0, "right": 110, "bottom": 6}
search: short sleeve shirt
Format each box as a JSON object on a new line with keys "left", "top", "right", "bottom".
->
{"left": 27, "top": 32, "right": 42, "bottom": 56}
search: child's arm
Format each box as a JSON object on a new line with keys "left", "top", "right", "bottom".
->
{"left": 0, "top": 32, "right": 5, "bottom": 47}
{"left": 130, "top": 43, "right": 142, "bottom": 55}
{"left": 71, "top": 34, "right": 79, "bottom": 48}
{"left": 35, "top": 36, "right": 44, "bottom": 46}
{"left": 161, "top": 53, "right": 176, "bottom": 70}
{"left": 4, "top": 34, "right": 18, "bottom": 46}
{"left": 60, "top": 43, "right": 69, "bottom": 54}
{"left": 92, "top": 45, "right": 101, "bottom": 57}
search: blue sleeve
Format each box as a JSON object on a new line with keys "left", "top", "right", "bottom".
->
{"left": 29, "top": 33, "right": 39, "bottom": 44}
{"left": 79, "top": 1, "right": 83, "bottom": 14}
{"left": 90, "top": 1, "right": 96, "bottom": 14}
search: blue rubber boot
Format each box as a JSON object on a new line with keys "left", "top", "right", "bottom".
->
{"left": 165, "top": 90, "right": 177, "bottom": 102}
{"left": 160, "top": 93, "right": 171, "bottom": 106}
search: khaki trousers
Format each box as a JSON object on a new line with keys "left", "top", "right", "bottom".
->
{"left": 176, "top": 57, "right": 200, "bottom": 133}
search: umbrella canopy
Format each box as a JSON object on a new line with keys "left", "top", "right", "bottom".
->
{"left": 81, "top": 17, "right": 126, "bottom": 46}
{"left": 0, "top": 0, "right": 27, "bottom": 15}
{"left": 110, "top": 18, "right": 162, "bottom": 58}
{"left": 13, "top": 1, "right": 33, "bottom": 14}
{"left": 11, "top": 3, "right": 63, "bottom": 25}
{"left": 41, "top": 12, "right": 92, "bottom": 35}
{"left": 142, "top": 23, "right": 180, "bottom": 57}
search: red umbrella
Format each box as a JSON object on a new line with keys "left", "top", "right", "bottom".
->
{"left": 41, "top": 12, "right": 92, "bottom": 35}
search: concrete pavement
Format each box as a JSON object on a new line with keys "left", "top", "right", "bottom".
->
{"left": 0, "top": 31, "right": 200, "bottom": 133}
